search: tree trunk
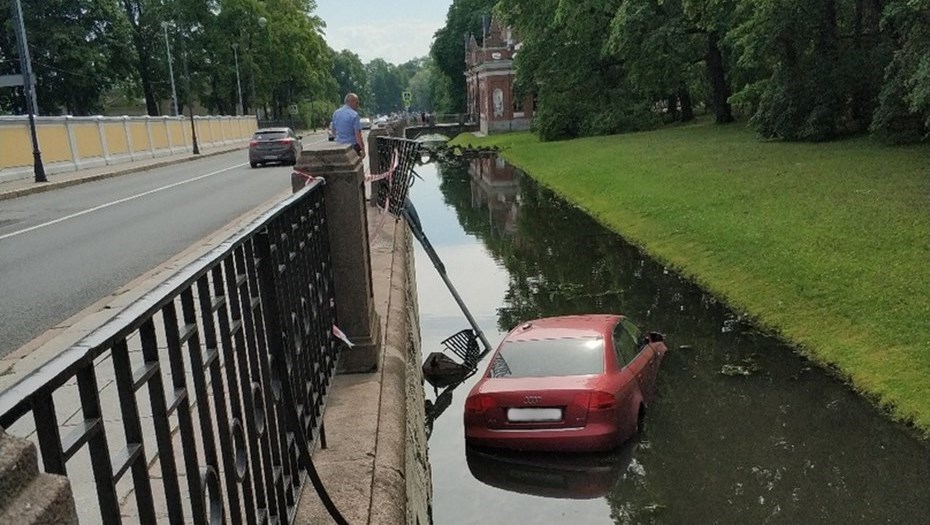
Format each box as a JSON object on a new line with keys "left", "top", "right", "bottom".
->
{"left": 678, "top": 85, "right": 694, "bottom": 121}
{"left": 851, "top": 0, "right": 866, "bottom": 123}
{"left": 705, "top": 31, "right": 734, "bottom": 124}
{"left": 666, "top": 93, "right": 679, "bottom": 120}
{"left": 121, "top": 0, "right": 159, "bottom": 116}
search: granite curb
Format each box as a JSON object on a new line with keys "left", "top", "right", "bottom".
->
{"left": 368, "top": 216, "right": 413, "bottom": 525}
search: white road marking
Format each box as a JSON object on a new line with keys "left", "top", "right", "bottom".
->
{"left": 0, "top": 163, "right": 247, "bottom": 241}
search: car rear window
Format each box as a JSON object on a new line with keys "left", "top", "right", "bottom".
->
{"left": 253, "top": 131, "right": 286, "bottom": 140}
{"left": 488, "top": 337, "right": 604, "bottom": 378}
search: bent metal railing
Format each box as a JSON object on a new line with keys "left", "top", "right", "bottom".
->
{"left": 0, "top": 179, "right": 339, "bottom": 524}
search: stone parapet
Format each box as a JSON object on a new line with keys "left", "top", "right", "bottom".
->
{"left": 295, "top": 142, "right": 382, "bottom": 373}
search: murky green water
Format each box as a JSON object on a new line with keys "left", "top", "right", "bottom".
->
{"left": 410, "top": 157, "right": 930, "bottom": 525}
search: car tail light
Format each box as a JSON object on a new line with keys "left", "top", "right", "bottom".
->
{"left": 249, "top": 140, "right": 259, "bottom": 147}
{"left": 588, "top": 391, "right": 616, "bottom": 411}
{"left": 464, "top": 394, "right": 496, "bottom": 414}
{"left": 279, "top": 138, "right": 293, "bottom": 144}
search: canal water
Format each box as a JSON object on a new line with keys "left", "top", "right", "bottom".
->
{"left": 408, "top": 156, "right": 930, "bottom": 525}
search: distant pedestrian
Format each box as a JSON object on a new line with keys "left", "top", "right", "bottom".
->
{"left": 331, "top": 93, "right": 365, "bottom": 159}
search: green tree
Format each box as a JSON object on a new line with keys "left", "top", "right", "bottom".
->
{"left": 408, "top": 59, "right": 435, "bottom": 112}
{"left": 498, "top": 0, "right": 656, "bottom": 140}
{"left": 606, "top": 0, "right": 704, "bottom": 122}
{"left": 870, "top": 0, "right": 930, "bottom": 143}
{"left": 331, "top": 49, "right": 371, "bottom": 103}
{"left": 730, "top": 0, "right": 896, "bottom": 141}
{"left": 117, "top": 0, "right": 167, "bottom": 115}
{"left": 430, "top": 0, "right": 498, "bottom": 113}
{"left": 366, "top": 58, "right": 404, "bottom": 114}
{"left": 0, "top": 0, "right": 133, "bottom": 115}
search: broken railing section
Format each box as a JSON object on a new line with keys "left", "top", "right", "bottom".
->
{"left": 368, "top": 136, "right": 496, "bottom": 431}
{"left": 0, "top": 180, "right": 341, "bottom": 525}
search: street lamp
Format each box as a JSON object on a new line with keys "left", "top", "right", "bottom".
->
{"left": 232, "top": 43, "right": 243, "bottom": 116}
{"left": 176, "top": 25, "right": 200, "bottom": 154}
{"left": 255, "top": 17, "right": 267, "bottom": 121}
{"left": 161, "top": 21, "right": 179, "bottom": 116}
{"left": 10, "top": 0, "right": 46, "bottom": 182}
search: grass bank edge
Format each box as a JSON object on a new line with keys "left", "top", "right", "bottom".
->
{"left": 450, "top": 126, "right": 930, "bottom": 439}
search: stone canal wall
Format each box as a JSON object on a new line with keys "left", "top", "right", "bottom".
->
{"left": 401, "top": 226, "right": 432, "bottom": 524}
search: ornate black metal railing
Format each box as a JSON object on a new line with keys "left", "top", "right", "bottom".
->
{"left": 0, "top": 180, "right": 339, "bottom": 524}
{"left": 374, "top": 136, "right": 421, "bottom": 216}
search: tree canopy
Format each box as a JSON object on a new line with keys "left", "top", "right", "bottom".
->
{"left": 429, "top": 0, "right": 930, "bottom": 143}
{"left": 0, "top": 0, "right": 426, "bottom": 127}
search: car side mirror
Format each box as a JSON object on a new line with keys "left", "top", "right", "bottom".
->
{"left": 647, "top": 331, "right": 665, "bottom": 343}
{"left": 296, "top": 135, "right": 302, "bottom": 139}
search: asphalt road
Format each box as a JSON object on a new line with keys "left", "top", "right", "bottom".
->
{"left": 0, "top": 144, "right": 320, "bottom": 358}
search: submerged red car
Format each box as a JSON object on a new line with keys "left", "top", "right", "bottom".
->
{"left": 464, "top": 314, "right": 667, "bottom": 452}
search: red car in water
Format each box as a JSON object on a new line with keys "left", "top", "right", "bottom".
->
{"left": 464, "top": 315, "right": 667, "bottom": 452}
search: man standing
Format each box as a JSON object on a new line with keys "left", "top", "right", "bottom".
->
{"left": 331, "top": 93, "right": 365, "bottom": 159}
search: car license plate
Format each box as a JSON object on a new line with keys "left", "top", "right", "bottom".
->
{"left": 507, "top": 408, "right": 562, "bottom": 422}
{"left": 263, "top": 155, "right": 278, "bottom": 160}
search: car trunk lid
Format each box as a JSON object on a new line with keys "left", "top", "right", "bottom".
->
{"left": 475, "top": 376, "right": 605, "bottom": 430}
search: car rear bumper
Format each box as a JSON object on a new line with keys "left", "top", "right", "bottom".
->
{"left": 249, "top": 150, "right": 294, "bottom": 162}
{"left": 465, "top": 422, "right": 622, "bottom": 452}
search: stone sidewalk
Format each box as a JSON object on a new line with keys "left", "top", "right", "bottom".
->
{"left": 0, "top": 134, "right": 423, "bottom": 524}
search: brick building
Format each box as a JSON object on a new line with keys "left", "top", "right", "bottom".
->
{"left": 465, "top": 17, "right": 534, "bottom": 134}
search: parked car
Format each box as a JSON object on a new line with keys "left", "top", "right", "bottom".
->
{"left": 248, "top": 127, "right": 302, "bottom": 167}
{"left": 359, "top": 117, "right": 372, "bottom": 130}
{"left": 464, "top": 314, "right": 667, "bottom": 452}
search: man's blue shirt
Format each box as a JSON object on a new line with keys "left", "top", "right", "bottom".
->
{"left": 331, "top": 105, "right": 360, "bottom": 145}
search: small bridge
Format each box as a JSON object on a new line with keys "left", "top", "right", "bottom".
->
{"left": 404, "top": 113, "right": 479, "bottom": 140}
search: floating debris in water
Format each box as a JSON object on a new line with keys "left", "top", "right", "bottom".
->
{"left": 720, "top": 364, "right": 752, "bottom": 376}
{"left": 720, "top": 358, "right": 761, "bottom": 376}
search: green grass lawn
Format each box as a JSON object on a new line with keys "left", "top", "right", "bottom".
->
{"left": 453, "top": 120, "right": 930, "bottom": 436}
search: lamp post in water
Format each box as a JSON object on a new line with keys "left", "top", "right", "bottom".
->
{"left": 10, "top": 0, "right": 46, "bottom": 182}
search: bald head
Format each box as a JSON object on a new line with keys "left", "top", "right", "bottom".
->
{"left": 344, "top": 93, "right": 359, "bottom": 109}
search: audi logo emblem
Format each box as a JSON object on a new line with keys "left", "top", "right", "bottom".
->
{"left": 523, "top": 396, "right": 542, "bottom": 405}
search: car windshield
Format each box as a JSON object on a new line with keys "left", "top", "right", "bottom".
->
{"left": 488, "top": 337, "right": 604, "bottom": 378}
{"left": 254, "top": 131, "right": 286, "bottom": 140}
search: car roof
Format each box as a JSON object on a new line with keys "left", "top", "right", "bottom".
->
{"left": 503, "top": 314, "right": 622, "bottom": 342}
{"left": 254, "top": 128, "right": 291, "bottom": 133}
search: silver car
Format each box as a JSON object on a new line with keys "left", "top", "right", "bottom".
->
{"left": 249, "top": 127, "right": 302, "bottom": 167}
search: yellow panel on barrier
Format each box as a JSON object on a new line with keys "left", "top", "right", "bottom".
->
{"left": 74, "top": 124, "right": 103, "bottom": 159}
{"left": 151, "top": 121, "right": 169, "bottom": 150}
{"left": 211, "top": 119, "right": 221, "bottom": 142}
{"left": 0, "top": 126, "right": 33, "bottom": 168}
{"left": 197, "top": 119, "right": 211, "bottom": 144}
{"left": 130, "top": 122, "right": 150, "bottom": 151}
{"left": 169, "top": 120, "right": 185, "bottom": 147}
{"left": 105, "top": 121, "right": 128, "bottom": 155}
{"left": 39, "top": 125, "right": 73, "bottom": 163}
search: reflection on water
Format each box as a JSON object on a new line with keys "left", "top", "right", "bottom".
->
{"left": 466, "top": 443, "right": 634, "bottom": 500}
{"left": 414, "top": 158, "right": 930, "bottom": 525}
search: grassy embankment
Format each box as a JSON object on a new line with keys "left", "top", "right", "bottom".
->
{"left": 452, "top": 120, "right": 930, "bottom": 436}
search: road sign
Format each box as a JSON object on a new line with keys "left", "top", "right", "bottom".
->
{"left": 0, "top": 74, "right": 25, "bottom": 88}
{"left": 402, "top": 91, "right": 412, "bottom": 102}
{"left": 288, "top": 104, "right": 299, "bottom": 115}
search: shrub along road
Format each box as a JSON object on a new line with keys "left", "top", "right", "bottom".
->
{"left": 453, "top": 120, "right": 930, "bottom": 436}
